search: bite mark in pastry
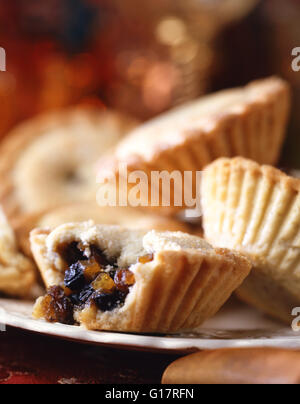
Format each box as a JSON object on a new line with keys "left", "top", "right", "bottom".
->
{"left": 31, "top": 222, "right": 251, "bottom": 333}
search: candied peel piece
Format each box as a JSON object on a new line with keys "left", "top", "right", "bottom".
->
{"left": 83, "top": 259, "right": 102, "bottom": 282}
{"left": 114, "top": 269, "right": 135, "bottom": 293}
{"left": 92, "top": 273, "right": 116, "bottom": 293}
{"left": 138, "top": 253, "right": 154, "bottom": 264}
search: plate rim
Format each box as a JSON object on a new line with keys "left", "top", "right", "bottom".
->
{"left": 1, "top": 301, "right": 300, "bottom": 353}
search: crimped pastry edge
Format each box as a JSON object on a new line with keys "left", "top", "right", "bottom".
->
{"left": 201, "top": 157, "right": 300, "bottom": 323}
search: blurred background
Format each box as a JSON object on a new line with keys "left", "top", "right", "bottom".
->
{"left": 0, "top": 0, "right": 299, "bottom": 165}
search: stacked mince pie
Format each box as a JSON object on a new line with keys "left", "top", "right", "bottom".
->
{"left": 0, "top": 76, "right": 297, "bottom": 333}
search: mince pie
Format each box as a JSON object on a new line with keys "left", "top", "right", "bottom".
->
{"left": 31, "top": 222, "right": 251, "bottom": 333}
{"left": 202, "top": 157, "right": 300, "bottom": 323}
{"left": 97, "top": 77, "right": 290, "bottom": 215}
{"left": 0, "top": 107, "right": 138, "bottom": 217}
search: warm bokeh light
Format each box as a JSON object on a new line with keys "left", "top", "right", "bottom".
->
{"left": 0, "top": 0, "right": 268, "bottom": 136}
{"left": 156, "top": 17, "right": 188, "bottom": 47}
{"left": 143, "top": 62, "right": 180, "bottom": 112}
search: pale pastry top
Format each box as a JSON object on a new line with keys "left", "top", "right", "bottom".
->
{"left": 113, "top": 77, "right": 289, "bottom": 161}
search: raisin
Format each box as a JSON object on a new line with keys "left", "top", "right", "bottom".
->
{"left": 109, "top": 269, "right": 117, "bottom": 279}
{"left": 71, "top": 285, "right": 95, "bottom": 306}
{"left": 79, "top": 286, "right": 95, "bottom": 303}
{"left": 42, "top": 286, "right": 74, "bottom": 325}
{"left": 114, "top": 269, "right": 135, "bottom": 293}
{"left": 138, "top": 253, "right": 154, "bottom": 264}
{"left": 69, "top": 293, "right": 81, "bottom": 306}
{"left": 93, "top": 290, "right": 126, "bottom": 312}
{"left": 64, "top": 262, "right": 86, "bottom": 291}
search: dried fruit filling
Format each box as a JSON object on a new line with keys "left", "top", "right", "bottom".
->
{"left": 42, "top": 243, "right": 139, "bottom": 325}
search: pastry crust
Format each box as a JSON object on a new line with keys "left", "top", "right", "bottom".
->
{"left": 0, "top": 107, "right": 138, "bottom": 218}
{"left": 0, "top": 208, "right": 36, "bottom": 298}
{"left": 97, "top": 77, "right": 290, "bottom": 215}
{"left": 13, "top": 202, "right": 190, "bottom": 258}
{"left": 31, "top": 222, "right": 251, "bottom": 333}
{"left": 201, "top": 157, "right": 300, "bottom": 323}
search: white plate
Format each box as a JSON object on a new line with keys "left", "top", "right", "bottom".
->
{"left": 0, "top": 298, "right": 299, "bottom": 353}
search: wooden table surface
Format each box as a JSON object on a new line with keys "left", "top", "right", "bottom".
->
{"left": 0, "top": 326, "right": 181, "bottom": 384}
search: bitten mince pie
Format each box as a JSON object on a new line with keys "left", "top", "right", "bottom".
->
{"left": 97, "top": 77, "right": 290, "bottom": 215}
{"left": 201, "top": 157, "right": 300, "bottom": 324}
{"left": 0, "top": 107, "right": 138, "bottom": 218}
{"left": 31, "top": 222, "right": 251, "bottom": 333}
